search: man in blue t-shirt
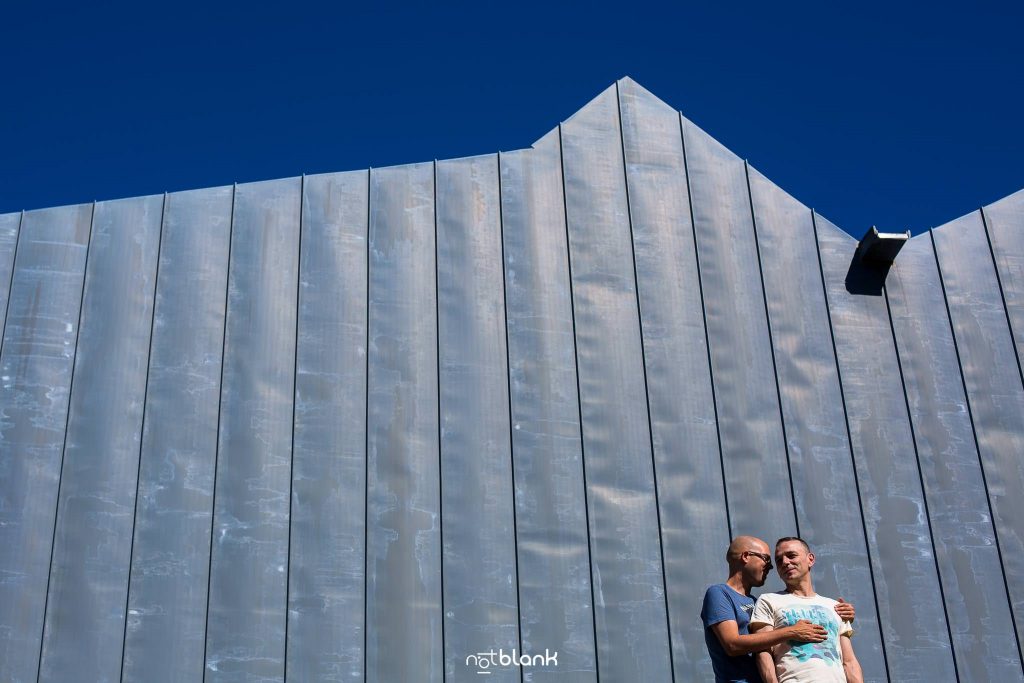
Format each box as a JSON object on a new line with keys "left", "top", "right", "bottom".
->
{"left": 701, "top": 536, "right": 855, "bottom": 683}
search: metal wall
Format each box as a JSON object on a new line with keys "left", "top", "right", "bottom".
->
{"left": 0, "top": 78, "right": 1022, "bottom": 682}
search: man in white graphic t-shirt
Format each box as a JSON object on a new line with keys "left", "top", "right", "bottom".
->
{"left": 748, "top": 537, "right": 863, "bottom": 683}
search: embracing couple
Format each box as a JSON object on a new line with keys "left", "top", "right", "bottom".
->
{"left": 701, "top": 535, "right": 864, "bottom": 683}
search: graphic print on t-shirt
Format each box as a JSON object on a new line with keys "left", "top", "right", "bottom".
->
{"left": 780, "top": 605, "right": 841, "bottom": 664}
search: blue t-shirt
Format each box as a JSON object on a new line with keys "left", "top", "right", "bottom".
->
{"left": 701, "top": 583, "right": 760, "bottom": 683}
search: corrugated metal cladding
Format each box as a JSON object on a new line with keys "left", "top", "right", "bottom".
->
{"left": 0, "top": 78, "right": 1022, "bottom": 683}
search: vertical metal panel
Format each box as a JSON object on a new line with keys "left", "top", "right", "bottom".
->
{"left": 933, "top": 211, "right": 1024, "bottom": 659}
{"left": 38, "top": 195, "right": 163, "bottom": 683}
{"left": 983, "top": 189, "right": 1024, "bottom": 372}
{"left": 500, "top": 131, "right": 597, "bottom": 682}
{"left": 747, "top": 168, "right": 886, "bottom": 680}
{"left": 561, "top": 86, "right": 673, "bottom": 681}
{"left": 204, "top": 178, "right": 300, "bottom": 682}
{"left": 887, "top": 233, "right": 1023, "bottom": 679}
{"left": 617, "top": 79, "right": 726, "bottom": 679}
{"left": 0, "top": 212, "right": 19, "bottom": 337}
{"left": 681, "top": 117, "right": 796, "bottom": 550}
{"left": 436, "top": 154, "right": 519, "bottom": 681}
{"left": 817, "top": 215, "right": 957, "bottom": 681}
{"left": 121, "top": 186, "right": 232, "bottom": 683}
{"left": 287, "top": 171, "right": 368, "bottom": 681}
{"left": 365, "top": 162, "right": 442, "bottom": 682}
{"left": 0, "top": 204, "right": 92, "bottom": 683}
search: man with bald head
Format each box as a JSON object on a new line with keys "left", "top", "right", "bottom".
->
{"left": 701, "top": 536, "right": 855, "bottom": 683}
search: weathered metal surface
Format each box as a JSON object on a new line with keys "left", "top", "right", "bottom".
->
{"left": 122, "top": 186, "right": 233, "bottom": 683}
{"left": 561, "top": 85, "right": 673, "bottom": 681}
{"left": 933, "top": 210, "right": 1024, "bottom": 663}
{"left": 38, "top": 195, "right": 163, "bottom": 683}
{"left": 984, "top": 189, "right": 1024, "bottom": 368}
{"left": 500, "top": 130, "right": 597, "bottom": 682}
{"left": 204, "top": 178, "right": 301, "bottom": 682}
{"left": 979, "top": 189, "right": 1024, "bottom": 663}
{"left": 747, "top": 168, "right": 886, "bottom": 682}
{"left": 287, "top": 171, "right": 369, "bottom": 681}
{"left": 365, "top": 162, "right": 443, "bottom": 682}
{"left": 436, "top": 154, "right": 520, "bottom": 681}
{"left": 682, "top": 117, "right": 797, "bottom": 560}
{"left": 0, "top": 204, "right": 92, "bottom": 683}
{"left": 617, "top": 80, "right": 726, "bottom": 681}
{"left": 887, "top": 232, "right": 1023, "bottom": 679}
{"left": 0, "top": 212, "right": 19, "bottom": 338}
{"left": 817, "top": 215, "right": 957, "bottom": 681}
{"left": 3, "top": 78, "right": 1024, "bottom": 682}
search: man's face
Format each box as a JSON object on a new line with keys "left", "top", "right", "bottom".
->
{"left": 775, "top": 540, "right": 815, "bottom": 585}
{"left": 742, "top": 541, "right": 774, "bottom": 587}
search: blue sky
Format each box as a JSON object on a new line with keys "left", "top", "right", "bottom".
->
{"left": 2, "top": 1, "right": 1021, "bottom": 236}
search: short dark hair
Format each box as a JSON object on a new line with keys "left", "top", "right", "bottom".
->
{"left": 775, "top": 536, "right": 811, "bottom": 553}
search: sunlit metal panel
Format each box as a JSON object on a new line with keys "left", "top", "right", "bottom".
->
{"left": 983, "top": 189, "right": 1024, "bottom": 379}
{"left": 204, "top": 178, "right": 300, "bottom": 682}
{"left": 747, "top": 168, "right": 886, "bottom": 682}
{"left": 500, "top": 131, "right": 597, "bottom": 682}
{"left": 436, "top": 154, "right": 520, "bottom": 681}
{"left": 817, "top": 215, "right": 957, "bottom": 681}
{"left": 287, "top": 170, "right": 369, "bottom": 681}
{"left": 618, "top": 80, "right": 727, "bottom": 680}
{"left": 682, "top": 117, "right": 797, "bottom": 562}
{"left": 933, "top": 210, "right": 1024, "bottom": 660}
{"left": 121, "top": 186, "right": 232, "bottom": 683}
{"left": 0, "top": 212, "right": 19, "bottom": 337}
{"left": 0, "top": 203, "right": 92, "bottom": 683}
{"left": 365, "top": 162, "right": 443, "bottom": 682}
{"left": 561, "top": 85, "right": 673, "bottom": 681}
{"left": 887, "top": 232, "right": 1023, "bottom": 679}
{"left": 38, "top": 195, "right": 163, "bottom": 683}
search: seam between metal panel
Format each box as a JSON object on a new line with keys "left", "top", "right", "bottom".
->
{"left": 979, "top": 208, "right": 1024, "bottom": 392}
{"left": 119, "top": 193, "right": 168, "bottom": 683}
{"left": 677, "top": 114, "right": 731, "bottom": 539}
{"left": 743, "top": 161, "right": 800, "bottom": 538}
{"left": 202, "top": 183, "right": 236, "bottom": 683}
{"left": 882, "top": 282, "right": 960, "bottom": 682}
{"left": 363, "top": 167, "right": 371, "bottom": 683}
{"left": 496, "top": 152, "right": 526, "bottom": 683}
{"left": 284, "top": 175, "right": 304, "bottom": 682}
{"left": 36, "top": 200, "right": 96, "bottom": 683}
{"left": 557, "top": 123, "right": 601, "bottom": 682}
{"left": 809, "top": 209, "right": 891, "bottom": 682}
{"left": 433, "top": 160, "right": 446, "bottom": 683}
{"left": 0, "top": 209, "right": 25, "bottom": 361}
{"left": 930, "top": 228, "right": 1024, "bottom": 673}
{"left": 614, "top": 82, "right": 676, "bottom": 680}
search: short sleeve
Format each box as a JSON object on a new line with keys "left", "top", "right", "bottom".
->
{"left": 839, "top": 619, "right": 854, "bottom": 637}
{"left": 701, "top": 585, "right": 735, "bottom": 628}
{"left": 749, "top": 594, "right": 775, "bottom": 628}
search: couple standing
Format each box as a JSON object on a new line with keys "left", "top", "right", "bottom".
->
{"left": 701, "top": 535, "right": 864, "bottom": 683}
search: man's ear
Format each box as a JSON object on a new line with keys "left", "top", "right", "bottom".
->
{"left": 807, "top": 552, "right": 815, "bottom": 567}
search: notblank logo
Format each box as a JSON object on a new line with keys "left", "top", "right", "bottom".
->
{"left": 465, "top": 649, "right": 559, "bottom": 675}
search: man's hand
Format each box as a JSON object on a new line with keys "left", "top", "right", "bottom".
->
{"left": 835, "top": 598, "right": 855, "bottom": 622}
{"left": 783, "top": 619, "right": 827, "bottom": 643}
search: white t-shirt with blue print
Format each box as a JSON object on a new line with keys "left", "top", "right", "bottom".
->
{"left": 750, "top": 591, "right": 853, "bottom": 683}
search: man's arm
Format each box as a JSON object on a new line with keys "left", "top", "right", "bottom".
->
{"left": 710, "top": 619, "right": 826, "bottom": 657}
{"left": 754, "top": 626, "right": 779, "bottom": 683}
{"left": 840, "top": 635, "right": 863, "bottom": 683}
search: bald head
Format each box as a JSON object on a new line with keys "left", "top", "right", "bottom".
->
{"left": 727, "top": 535, "right": 769, "bottom": 564}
